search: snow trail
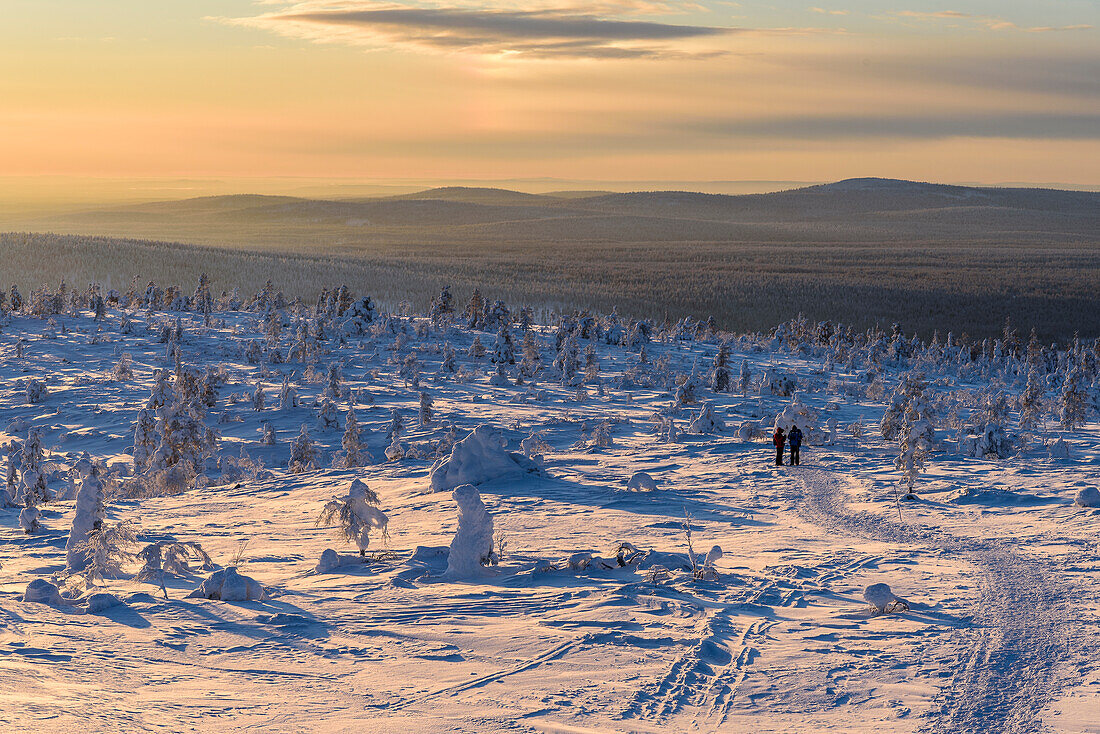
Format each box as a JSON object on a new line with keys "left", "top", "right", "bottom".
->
{"left": 796, "top": 467, "right": 1086, "bottom": 734}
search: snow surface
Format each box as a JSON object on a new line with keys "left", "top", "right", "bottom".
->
{"left": 1, "top": 307, "right": 1099, "bottom": 733}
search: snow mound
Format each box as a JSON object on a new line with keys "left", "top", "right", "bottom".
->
{"left": 863, "top": 583, "right": 910, "bottom": 614}
{"left": 316, "top": 548, "right": 342, "bottom": 573}
{"left": 187, "top": 567, "right": 266, "bottom": 601}
{"left": 444, "top": 485, "right": 495, "bottom": 579}
{"left": 429, "top": 424, "right": 540, "bottom": 492}
{"left": 1074, "top": 487, "right": 1100, "bottom": 508}
{"left": 85, "top": 592, "right": 123, "bottom": 614}
{"left": 626, "top": 471, "right": 658, "bottom": 492}
{"left": 22, "top": 579, "right": 64, "bottom": 605}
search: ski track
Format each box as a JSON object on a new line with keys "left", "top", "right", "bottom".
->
{"left": 796, "top": 467, "right": 1088, "bottom": 734}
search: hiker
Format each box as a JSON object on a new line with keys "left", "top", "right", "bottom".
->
{"left": 772, "top": 426, "right": 786, "bottom": 466}
{"left": 788, "top": 424, "right": 803, "bottom": 466}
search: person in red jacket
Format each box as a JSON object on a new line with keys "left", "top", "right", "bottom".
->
{"left": 773, "top": 427, "right": 786, "bottom": 466}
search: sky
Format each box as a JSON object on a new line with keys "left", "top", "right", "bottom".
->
{"left": 0, "top": 0, "right": 1097, "bottom": 190}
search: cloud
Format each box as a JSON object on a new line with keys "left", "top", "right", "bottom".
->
{"left": 809, "top": 7, "right": 849, "bottom": 16}
{"left": 678, "top": 112, "right": 1100, "bottom": 141}
{"left": 895, "top": 10, "right": 1092, "bottom": 33}
{"left": 222, "top": 1, "right": 739, "bottom": 60}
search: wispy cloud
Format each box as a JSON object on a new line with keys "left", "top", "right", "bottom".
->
{"left": 218, "top": 1, "right": 740, "bottom": 60}
{"left": 895, "top": 10, "right": 1092, "bottom": 33}
{"left": 679, "top": 112, "right": 1100, "bottom": 141}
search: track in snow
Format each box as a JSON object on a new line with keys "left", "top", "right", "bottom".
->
{"left": 796, "top": 467, "right": 1086, "bottom": 734}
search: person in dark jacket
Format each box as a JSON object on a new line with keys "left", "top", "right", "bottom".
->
{"left": 772, "top": 427, "right": 785, "bottom": 466}
{"left": 788, "top": 425, "right": 803, "bottom": 465}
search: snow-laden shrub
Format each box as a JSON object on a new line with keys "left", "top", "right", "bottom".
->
{"left": 444, "top": 484, "right": 495, "bottom": 578}
{"left": 1048, "top": 436, "right": 1070, "bottom": 459}
{"left": 759, "top": 368, "right": 796, "bottom": 397}
{"left": 137, "top": 540, "right": 215, "bottom": 582}
{"left": 19, "top": 498, "right": 41, "bottom": 533}
{"left": 687, "top": 402, "right": 725, "bottom": 434}
{"left": 736, "top": 420, "right": 761, "bottom": 442}
{"left": 187, "top": 567, "right": 266, "bottom": 601}
{"left": 25, "top": 379, "right": 47, "bottom": 404}
{"left": 960, "top": 424, "right": 1013, "bottom": 459}
{"left": 71, "top": 519, "right": 138, "bottom": 583}
{"left": 317, "top": 479, "right": 389, "bottom": 557}
{"left": 429, "top": 425, "right": 540, "bottom": 492}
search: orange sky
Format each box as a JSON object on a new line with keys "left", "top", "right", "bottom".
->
{"left": 1, "top": 1, "right": 1097, "bottom": 189}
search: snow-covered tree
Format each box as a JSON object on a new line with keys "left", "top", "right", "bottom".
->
{"left": 520, "top": 331, "right": 541, "bottom": 376}
{"left": 492, "top": 322, "right": 515, "bottom": 364}
{"left": 66, "top": 466, "right": 106, "bottom": 573}
{"left": 193, "top": 272, "right": 214, "bottom": 326}
{"left": 554, "top": 335, "right": 579, "bottom": 385}
{"left": 324, "top": 362, "right": 342, "bottom": 400}
{"left": 25, "top": 379, "right": 47, "bottom": 404}
{"left": 895, "top": 393, "right": 934, "bottom": 498}
{"left": 464, "top": 289, "right": 485, "bottom": 329}
{"left": 19, "top": 493, "right": 41, "bottom": 534}
{"left": 151, "top": 403, "right": 211, "bottom": 474}
{"left": 385, "top": 409, "right": 404, "bottom": 443}
{"left": 712, "top": 343, "right": 731, "bottom": 392}
{"left": 316, "top": 398, "right": 340, "bottom": 432}
{"left": 1019, "top": 367, "right": 1045, "bottom": 430}
{"left": 19, "top": 430, "right": 50, "bottom": 505}
{"left": 468, "top": 336, "right": 486, "bottom": 360}
{"left": 419, "top": 391, "right": 434, "bottom": 427}
{"left": 132, "top": 408, "right": 159, "bottom": 471}
{"left": 399, "top": 353, "right": 421, "bottom": 390}
{"left": 881, "top": 372, "right": 930, "bottom": 440}
{"left": 445, "top": 484, "right": 495, "bottom": 577}
{"left": 317, "top": 479, "right": 389, "bottom": 557}
{"left": 439, "top": 342, "right": 457, "bottom": 374}
{"left": 339, "top": 407, "right": 366, "bottom": 468}
{"left": 279, "top": 375, "right": 298, "bottom": 411}
{"left": 146, "top": 369, "right": 175, "bottom": 411}
{"left": 738, "top": 359, "right": 752, "bottom": 394}
{"left": 288, "top": 424, "right": 321, "bottom": 473}
{"left": 583, "top": 342, "right": 600, "bottom": 383}
{"left": 73, "top": 519, "right": 138, "bottom": 583}
{"left": 1060, "top": 362, "right": 1091, "bottom": 430}
{"left": 429, "top": 285, "right": 455, "bottom": 326}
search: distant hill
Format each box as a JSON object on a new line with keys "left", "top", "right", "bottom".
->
{"left": 27, "top": 178, "right": 1099, "bottom": 237}
{"left": 6, "top": 177, "right": 1098, "bottom": 340}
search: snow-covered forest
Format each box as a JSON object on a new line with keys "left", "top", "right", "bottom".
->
{"left": 2, "top": 275, "right": 1098, "bottom": 732}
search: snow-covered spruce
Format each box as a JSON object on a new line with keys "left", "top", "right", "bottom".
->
{"left": 444, "top": 484, "right": 496, "bottom": 579}
{"left": 429, "top": 425, "right": 541, "bottom": 492}
{"left": 66, "top": 466, "right": 106, "bottom": 573}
